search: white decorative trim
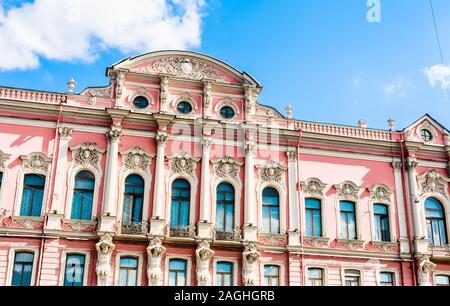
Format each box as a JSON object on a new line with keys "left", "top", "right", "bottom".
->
{"left": 300, "top": 178, "right": 329, "bottom": 239}
{"left": 368, "top": 189, "right": 397, "bottom": 243}
{"left": 214, "top": 97, "right": 240, "bottom": 118}
{"left": 164, "top": 255, "right": 192, "bottom": 286}
{"left": 260, "top": 260, "right": 286, "bottom": 286}
{"left": 0, "top": 150, "right": 11, "bottom": 210}
{"left": 212, "top": 257, "right": 239, "bottom": 286}
{"left": 418, "top": 170, "right": 450, "bottom": 199}
{"left": 171, "top": 92, "right": 199, "bottom": 115}
{"left": 419, "top": 194, "right": 450, "bottom": 245}
{"left": 432, "top": 271, "right": 450, "bottom": 286}
{"left": 5, "top": 247, "right": 39, "bottom": 286}
{"left": 114, "top": 252, "right": 144, "bottom": 286}
{"left": 59, "top": 249, "right": 91, "bottom": 286}
{"left": 334, "top": 181, "right": 362, "bottom": 201}
{"left": 128, "top": 88, "right": 155, "bottom": 112}
{"left": 70, "top": 143, "right": 105, "bottom": 172}
{"left": 304, "top": 265, "right": 328, "bottom": 286}
{"left": 340, "top": 267, "right": 365, "bottom": 286}
{"left": 257, "top": 180, "right": 287, "bottom": 235}
{"left": 416, "top": 120, "right": 439, "bottom": 144}
{"left": 376, "top": 269, "right": 399, "bottom": 286}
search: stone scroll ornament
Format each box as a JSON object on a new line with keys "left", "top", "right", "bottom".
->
{"left": 95, "top": 233, "right": 115, "bottom": 286}
{"left": 242, "top": 243, "right": 261, "bottom": 286}
{"left": 417, "top": 255, "right": 436, "bottom": 286}
{"left": 146, "top": 237, "right": 166, "bottom": 286}
{"left": 196, "top": 240, "right": 215, "bottom": 286}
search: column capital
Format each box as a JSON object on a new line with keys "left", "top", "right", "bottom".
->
{"left": 245, "top": 141, "right": 257, "bottom": 156}
{"left": 286, "top": 147, "right": 297, "bottom": 162}
{"left": 201, "top": 136, "right": 213, "bottom": 149}
{"left": 406, "top": 158, "right": 418, "bottom": 171}
{"left": 107, "top": 127, "right": 122, "bottom": 142}
{"left": 392, "top": 161, "right": 403, "bottom": 172}
{"left": 58, "top": 126, "right": 73, "bottom": 139}
{"left": 155, "top": 130, "right": 169, "bottom": 146}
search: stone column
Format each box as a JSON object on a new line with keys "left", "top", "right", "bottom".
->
{"left": 198, "top": 137, "right": 213, "bottom": 239}
{"left": 150, "top": 130, "right": 168, "bottom": 235}
{"left": 286, "top": 147, "right": 300, "bottom": 246}
{"left": 243, "top": 141, "right": 257, "bottom": 241}
{"left": 392, "top": 161, "right": 410, "bottom": 254}
{"left": 99, "top": 127, "right": 122, "bottom": 233}
{"left": 47, "top": 127, "right": 73, "bottom": 230}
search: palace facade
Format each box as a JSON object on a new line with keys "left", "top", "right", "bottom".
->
{"left": 0, "top": 51, "right": 449, "bottom": 286}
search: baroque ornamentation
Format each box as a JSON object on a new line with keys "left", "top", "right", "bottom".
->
{"left": 95, "top": 233, "right": 115, "bottom": 286}
{"left": 286, "top": 147, "right": 297, "bottom": 162}
{"left": 168, "top": 152, "right": 199, "bottom": 177}
{"left": 58, "top": 127, "right": 73, "bottom": 139}
{"left": 406, "top": 159, "right": 418, "bottom": 171}
{"left": 334, "top": 181, "right": 361, "bottom": 200}
{"left": 133, "top": 57, "right": 231, "bottom": 83}
{"left": 203, "top": 81, "right": 213, "bottom": 115}
{"left": 257, "top": 161, "right": 287, "bottom": 184}
{"left": 242, "top": 243, "right": 261, "bottom": 286}
{"left": 168, "top": 224, "right": 197, "bottom": 239}
{"left": 156, "top": 131, "right": 169, "bottom": 146}
{"left": 196, "top": 240, "right": 214, "bottom": 286}
{"left": 213, "top": 157, "right": 242, "bottom": 180}
{"left": 81, "top": 85, "right": 114, "bottom": 99}
{"left": 368, "top": 184, "right": 392, "bottom": 203}
{"left": 21, "top": 153, "right": 52, "bottom": 172}
{"left": 244, "top": 141, "right": 257, "bottom": 156}
{"left": 160, "top": 75, "right": 170, "bottom": 111}
{"left": 214, "top": 226, "right": 242, "bottom": 241}
{"left": 337, "top": 239, "right": 365, "bottom": 250}
{"left": 121, "top": 147, "right": 153, "bottom": 172}
{"left": 418, "top": 170, "right": 450, "bottom": 198}
{"left": 0, "top": 150, "right": 11, "bottom": 170}
{"left": 71, "top": 143, "right": 105, "bottom": 171}
{"left": 417, "top": 255, "right": 436, "bottom": 286}
{"left": 146, "top": 237, "right": 166, "bottom": 286}
{"left": 107, "top": 128, "right": 122, "bottom": 142}
{"left": 244, "top": 85, "right": 258, "bottom": 115}
{"left": 13, "top": 217, "right": 44, "bottom": 229}
{"left": 115, "top": 70, "right": 127, "bottom": 105}
{"left": 392, "top": 161, "right": 403, "bottom": 172}
{"left": 301, "top": 178, "right": 327, "bottom": 196}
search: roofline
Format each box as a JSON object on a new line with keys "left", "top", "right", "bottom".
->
{"left": 403, "top": 113, "right": 449, "bottom": 133}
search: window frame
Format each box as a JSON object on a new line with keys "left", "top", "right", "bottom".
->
{"left": 6, "top": 247, "right": 39, "bottom": 286}
{"left": 433, "top": 272, "right": 450, "bottom": 286}
{"left": 212, "top": 257, "right": 238, "bottom": 286}
{"left": 59, "top": 249, "right": 91, "bottom": 286}
{"left": 128, "top": 88, "right": 154, "bottom": 112}
{"left": 166, "top": 175, "right": 197, "bottom": 228}
{"left": 372, "top": 203, "right": 392, "bottom": 242}
{"left": 164, "top": 255, "right": 192, "bottom": 286}
{"left": 114, "top": 252, "right": 143, "bottom": 286}
{"left": 305, "top": 265, "right": 328, "bottom": 286}
{"left": 260, "top": 261, "right": 285, "bottom": 286}
{"left": 304, "top": 198, "right": 323, "bottom": 238}
{"left": 215, "top": 182, "right": 236, "bottom": 234}
{"left": 341, "top": 267, "right": 364, "bottom": 286}
{"left": 423, "top": 197, "right": 449, "bottom": 247}
{"left": 70, "top": 170, "right": 96, "bottom": 221}
{"left": 377, "top": 270, "right": 398, "bottom": 286}
{"left": 338, "top": 201, "right": 358, "bottom": 240}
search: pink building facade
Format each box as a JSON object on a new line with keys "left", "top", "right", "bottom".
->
{"left": 0, "top": 51, "right": 449, "bottom": 286}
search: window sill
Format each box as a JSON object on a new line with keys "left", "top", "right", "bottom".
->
{"left": 371, "top": 241, "right": 399, "bottom": 251}
{"left": 303, "top": 237, "right": 330, "bottom": 248}
{"left": 337, "top": 239, "right": 365, "bottom": 250}
{"left": 62, "top": 219, "right": 97, "bottom": 232}
{"left": 12, "top": 216, "right": 44, "bottom": 229}
{"left": 259, "top": 233, "right": 287, "bottom": 244}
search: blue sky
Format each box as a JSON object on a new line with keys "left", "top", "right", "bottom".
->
{"left": 0, "top": 0, "right": 449, "bottom": 130}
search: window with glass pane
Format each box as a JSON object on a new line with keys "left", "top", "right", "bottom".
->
{"left": 262, "top": 187, "right": 280, "bottom": 234}
{"left": 305, "top": 198, "right": 322, "bottom": 237}
{"left": 216, "top": 262, "right": 233, "bottom": 286}
{"left": 169, "top": 259, "right": 187, "bottom": 286}
{"left": 71, "top": 171, "right": 95, "bottom": 221}
{"left": 264, "top": 265, "right": 280, "bottom": 286}
{"left": 374, "top": 204, "right": 390, "bottom": 242}
{"left": 119, "top": 257, "right": 138, "bottom": 286}
{"left": 379, "top": 272, "right": 394, "bottom": 286}
{"left": 11, "top": 252, "right": 34, "bottom": 286}
{"left": 425, "top": 198, "right": 448, "bottom": 246}
{"left": 344, "top": 270, "right": 360, "bottom": 286}
{"left": 0, "top": 172, "right": 3, "bottom": 190}
{"left": 20, "top": 174, "right": 45, "bottom": 217}
{"left": 216, "top": 183, "right": 235, "bottom": 234}
{"left": 170, "top": 179, "right": 190, "bottom": 229}
{"left": 308, "top": 268, "right": 324, "bottom": 286}
{"left": 435, "top": 275, "right": 450, "bottom": 286}
{"left": 122, "top": 175, "right": 144, "bottom": 225}
{"left": 340, "top": 201, "right": 357, "bottom": 240}
{"left": 63, "top": 254, "right": 85, "bottom": 286}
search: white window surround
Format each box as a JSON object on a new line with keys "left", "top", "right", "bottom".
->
{"left": 334, "top": 181, "right": 363, "bottom": 241}
{"left": 164, "top": 255, "right": 192, "bottom": 286}
{"left": 212, "top": 257, "right": 239, "bottom": 286}
{"left": 367, "top": 184, "right": 397, "bottom": 243}
{"left": 418, "top": 193, "right": 450, "bottom": 244}
{"left": 128, "top": 88, "right": 155, "bottom": 112}
{"left": 300, "top": 195, "right": 329, "bottom": 239}
{"left": 213, "top": 97, "right": 241, "bottom": 119}
{"left": 340, "top": 267, "right": 365, "bottom": 286}
{"left": 114, "top": 252, "right": 144, "bottom": 286}
{"left": 171, "top": 92, "right": 199, "bottom": 116}
{"left": 13, "top": 152, "right": 52, "bottom": 217}
{"left": 165, "top": 174, "right": 198, "bottom": 227}
{"left": 59, "top": 249, "right": 91, "bottom": 286}
{"left": 257, "top": 182, "right": 287, "bottom": 235}
{"left": 376, "top": 269, "right": 399, "bottom": 286}
{"left": 5, "top": 247, "right": 39, "bottom": 286}
{"left": 432, "top": 272, "right": 450, "bottom": 286}
{"left": 304, "top": 265, "right": 328, "bottom": 286}
{"left": 0, "top": 149, "right": 11, "bottom": 210}
{"left": 260, "top": 261, "right": 286, "bottom": 286}
{"left": 210, "top": 176, "right": 243, "bottom": 231}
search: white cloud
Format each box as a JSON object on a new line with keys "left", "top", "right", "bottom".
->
{"left": 0, "top": 0, "right": 205, "bottom": 71}
{"left": 425, "top": 64, "right": 450, "bottom": 90}
{"left": 383, "top": 76, "right": 408, "bottom": 98}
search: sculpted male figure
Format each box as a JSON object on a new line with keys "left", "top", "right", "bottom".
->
{"left": 242, "top": 243, "right": 261, "bottom": 286}
{"left": 147, "top": 236, "right": 166, "bottom": 286}
{"left": 95, "top": 233, "right": 115, "bottom": 286}
{"left": 417, "top": 255, "right": 436, "bottom": 286}
{"left": 196, "top": 240, "right": 214, "bottom": 286}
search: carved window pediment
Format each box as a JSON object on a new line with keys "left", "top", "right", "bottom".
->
{"left": 334, "top": 181, "right": 361, "bottom": 200}
{"left": 212, "top": 156, "right": 243, "bottom": 180}
{"left": 256, "top": 161, "right": 287, "bottom": 184}
{"left": 121, "top": 147, "right": 154, "bottom": 172}
{"left": 368, "top": 184, "right": 393, "bottom": 203}
{"left": 0, "top": 150, "right": 11, "bottom": 170}
{"left": 167, "top": 152, "right": 200, "bottom": 177}
{"left": 21, "top": 152, "right": 52, "bottom": 173}
{"left": 214, "top": 98, "right": 240, "bottom": 115}
{"left": 418, "top": 170, "right": 450, "bottom": 198}
{"left": 70, "top": 143, "right": 105, "bottom": 171}
{"left": 301, "top": 178, "right": 327, "bottom": 196}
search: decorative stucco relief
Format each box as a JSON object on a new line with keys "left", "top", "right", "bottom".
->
{"left": 418, "top": 170, "right": 450, "bottom": 198}
{"left": 301, "top": 178, "right": 327, "bottom": 197}
{"left": 71, "top": 143, "right": 105, "bottom": 171}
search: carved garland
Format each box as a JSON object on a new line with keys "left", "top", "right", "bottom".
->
{"left": 167, "top": 152, "right": 200, "bottom": 178}
{"left": 0, "top": 150, "right": 11, "bottom": 171}
{"left": 71, "top": 143, "right": 105, "bottom": 171}
{"left": 418, "top": 170, "right": 450, "bottom": 199}
{"left": 301, "top": 178, "right": 327, "bottom": 197}
{"left": 257, "top": 161, "right": 287, "bottom": 185}
{"left": 21, "top": 153, "right": 52, "bottom": 173}
{"left": 121, "top": 147, "right": 154, "bottom": 172}
{"left": 368, "top": 184, "right": 393, "bottom": 203}
{"left": 334, "top": 181, "right": 361, "bottom": 200}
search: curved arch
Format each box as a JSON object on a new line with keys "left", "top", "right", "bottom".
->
{"left": 171, "top": 93, "right": 199, "bottom": 113}
{"left": 70, "top": 170, "right": 95, "bottom": 221}
{"left": 257, "top": 181, "right": 287, "bottom": 235}
{"left": 424, "top": 197, "right": 448, "bottom": 246}
{"left": 128, "top": 88, "right": 155, "bottom": 110}
{"left": 166, "top": 175, "right": 197, "bottom": 227}
{"left": 214, "top": 98, "right": 241, "bottom": 115}
{"left": 211, "top": 177, "right": 242, "bottom": 230}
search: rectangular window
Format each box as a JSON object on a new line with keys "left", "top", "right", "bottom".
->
{"left": 305, "top": 198, "right": 322, "bottom": 237}
{"left": 169, "top": 259, "right": 187, "bottom": 286}
{"left": 11, "top": 252, "right": 34, "bottom": 286}
{"left": 374, "top": 204, "right": 390, "bottom": 242}
{"left": 308, "top": 268, "right": 324, "bottom": 286}
{"left": 436, "top": 275, "right": 450, "bottom": 286}
{"left": 0, "top": 172, "right": 3, "bottom": 190}
{"left": 119, "top": 257, "right": 138, "bottom": 286}
{"left": 344, "top": 270, "right": 361, "bottom": 286}
{"left": 63, "top": 254, "right": 86, "bottom": 286}
{"left": 340, "top": 202, "right": 357, "bottom": 240}
{"left": 379, "top": 272, "right": 394, "bottom": 286}
{"left": 216, "top": 262, "right": 233, "bottom": 286}
{"left": 263, "top": 265, "right": 280, "bottom": 286}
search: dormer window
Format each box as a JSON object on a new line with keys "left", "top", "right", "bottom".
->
{"left": 177, "top": 101, "right": 193, "bottom": 114}
{"left": 421, "top": 129, "right": 433, "bottom": 142}
{"left": 220, "top": 106, "right": 235, "bottom": 119}
{"left": 133, "top": 96, "right": 149, "bottom": 109}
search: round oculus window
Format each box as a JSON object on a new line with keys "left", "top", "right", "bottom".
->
{"left": 177, "top": 101, "right": 193, "bottom": 114}
{"left": 133, "top": 96, "right": 149, "bottom": 109}
{"left": 421, "top": 129, "right": 433, "bottom": 142}
{"left": 220, "top": 106, "right": 235, "bottom": 119}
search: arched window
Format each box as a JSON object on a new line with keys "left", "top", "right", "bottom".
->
{"left": 305, "top": 198, "right": 322, "bottom": 237}
{"left": 11, "top": 252, "right": 34, "bottom": 286}
{"left": 216, "top": 183, "right": 235, "bottom": 234}
{"left": 170, "top": 179, "right": 191, "bottom": 229}
{"left": 425, "top": 198, "right": 448, "bottom": 246}
{"left": 373, "top": 204, "right": 390, "bottom": 242}
{"left": 340, "top": 201, "right": 357, "bottom": 240}
{"left": 169, "top": 259, "right": 187, "bottom": 286}
{"left": 123, "top": 175, "right": 145, "bottom": 225}
{"left": 71, "top": 171, "right": 95, "bottom": 221}
{"left": 21, "top": 174, "right": 45, "bottom": 217}
{"left": 262, "top": 187, "right": 280, "bottom": 234}
{"left": 0, "top": 171, "right": 3, "bottom": 190}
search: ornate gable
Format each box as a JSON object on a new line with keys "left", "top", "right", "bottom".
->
{"left": 418, "top": 170, "right": 450, "bottom": 199}
{"left": 70, "top": 143, "right": 105, "bottom": 171}
{"left": 21, "top": 152, "right": 52, "bottom": 173}
{"left": 368, "top": 184, "right": 393, "bottom": 203}
{"left": 301, "top": 178, "right": 328, "bottom": 197}
{"left": 404, "top": 115, "right": 449, "bottom": 145}
{"left": 167, "top": 152, "right": 200, "bottom": 178}
{"left": 256, "top": 161, "right": 287, "bottom": 185}
{"left": 121, "top": 147, "right": 154, "bottom": 172}
{"left": 334, "top": 181, "right": 362, "bottom": 201}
